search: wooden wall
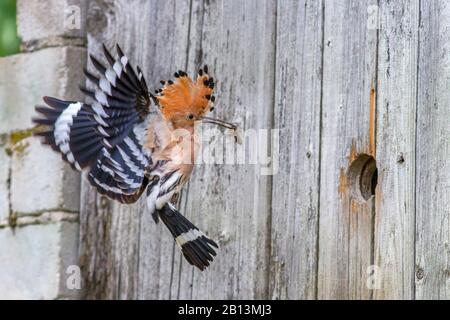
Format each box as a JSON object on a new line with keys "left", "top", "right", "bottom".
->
{"left": 79, "top": 0, "right": 450, "bottom": 299}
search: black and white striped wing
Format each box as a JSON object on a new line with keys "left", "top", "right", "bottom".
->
{"left": 33, "top": 44, "right": 152, "bottom": 203}
{"left": 88, "top": 121, "right": 151, "bottom": 203}
{"left": 34, "top": 97, "right": 107, "bottom": 171}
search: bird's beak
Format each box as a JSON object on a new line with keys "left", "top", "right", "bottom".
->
{"left": 200, "top": 117, "right": 242, "bottom": 144}
{"left": 200, "top": 116, "right": 237, "bottom": 130}
{"left": 200, "top": 116, "right": 242, "bottom": 144}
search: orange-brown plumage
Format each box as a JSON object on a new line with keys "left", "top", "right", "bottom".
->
{"left": 155, "top": 68, "right": 215, "bottom": 128}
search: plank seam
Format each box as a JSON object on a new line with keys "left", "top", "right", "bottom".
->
{"left": 314, "top": 0, "right": 326, "bottom": 300}
{"left": 413, "top": 0, "right": 422, "bottom": 301}
{"left": 370, "top": 0, "right": 381, "bottom": 301}
{"left": 266, "top": 0, "right": 278, "bottom": 300}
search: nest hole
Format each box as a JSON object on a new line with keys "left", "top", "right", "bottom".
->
{"left": 347, "top": 154, "right": 378, "bottom": 203}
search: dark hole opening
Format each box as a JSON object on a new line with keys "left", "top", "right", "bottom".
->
{"left": 348, "top": 154, "right": 378, "bottom": 203}
{"left": 371, "top": 168, "right": 378, "bottom": 196}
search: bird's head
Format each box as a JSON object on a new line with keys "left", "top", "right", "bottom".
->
{"left": 153, "top": 66, "right": 236, "bottom": 131}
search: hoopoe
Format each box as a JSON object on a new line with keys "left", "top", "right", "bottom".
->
{"left": 33, "top": 44, "right": 238, "bottom": 271}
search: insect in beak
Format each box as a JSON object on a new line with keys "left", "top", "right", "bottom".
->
{"left": 201, "top": 116, "right": 237, "bottom": 130}
{"left": 200, "top": 116, "right": 242, "bottom": 144}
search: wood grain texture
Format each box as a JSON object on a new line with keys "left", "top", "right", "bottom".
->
{"left": 374, "top": 0, "right": 419, "bottom": 299}
{"left": 317, "top": 0, "right": 378, "bottom": 299}
{"left": 415, "top": 0, "right": 450, "bottom": 300}
{"left": 79, "top": 0, "right": 192, "bottom": 299}
{"left": 79, "top": 0, "right": 276, "bottom": 299}
{"left": 171, "top": 0, "right": 277, "bottom": 299}
{"left": 77, "top": 0, "right": 450, "bottom": 300}
{"left": 268, "top": 0, "right": 322, "bottom": 300}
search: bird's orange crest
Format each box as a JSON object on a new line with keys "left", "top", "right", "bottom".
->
{"left": 154, "top": 66, "right": 215, "bottom": 128}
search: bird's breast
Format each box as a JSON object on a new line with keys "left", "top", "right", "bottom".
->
{"left": 145, "top": 118, "right": 199, "bottom": 178}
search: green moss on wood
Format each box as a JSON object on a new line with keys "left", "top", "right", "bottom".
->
{"left": 9, "top": 127, "right": 37, "bottom": 145}
{"left": 8, "top": 211, "right": 17, "bottom": 229}
{"left": 13, "top": 141, "right": 29, "bottom": 155}
{"left": 4, "top": 147, "right": 13, "bottom": 156}
{"left": 5, "top": 126, "right": 43, "bottom": 156}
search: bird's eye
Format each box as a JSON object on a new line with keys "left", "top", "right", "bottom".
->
{"left": 210, "top": 107, "right": 215, "bottom": 112}
{"left": 187, "top": 114, "right": 194, "bottom": 120}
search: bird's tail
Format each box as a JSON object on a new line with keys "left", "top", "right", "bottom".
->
{"left": 156, "top": 203, "right": 218, "bottom": 271}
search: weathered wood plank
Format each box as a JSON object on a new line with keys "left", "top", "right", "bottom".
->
{"left": 374, "top": 0, "right": 419, "bottom": 299}
{"left": 171, "top": 0, "right": 277, "bottom": 299}
{"left": 80, "top": 0, "right": 277, "bottom": 299}
{"left": 268, "top": 0, "right": 322, "bottom": 300}
{"left": 76, "top": 0, "right": 442, "bottom": 300}
{"left": 415, "top": 0, "right": 450, "bottom": 300}
{"left": 318, "top": 0, "right": 378, "bottom": 299}
{"left": 79, "top": 0, "right": 192, "bottom": 299}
